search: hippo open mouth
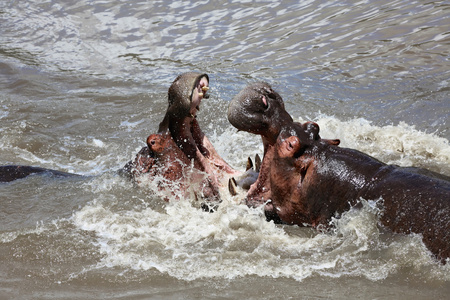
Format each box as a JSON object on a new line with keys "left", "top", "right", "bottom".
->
{"left": 190, "top": 75, "right": 210, "bottom": 116}
{"left": 128, "top": 72, "right": 241, "bottom": 201}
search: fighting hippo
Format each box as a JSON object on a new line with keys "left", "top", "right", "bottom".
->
{"left": 125, "top": 72, "right": 241, "bottom": 200}
{"left": 227, "top": 82, "right": 321, "bottom": 153}
{"left": 228, "top": 82, "right": 450, "bottom": 263}
{"left": 228, "top": 83, "right": 339, "bottom": 215}
{"left": 131, "top": 133, "right": 189, "bottom": 184}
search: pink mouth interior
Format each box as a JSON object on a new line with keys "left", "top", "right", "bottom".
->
{"left": 191, "top": 77, "right": 209, "bottom": 115}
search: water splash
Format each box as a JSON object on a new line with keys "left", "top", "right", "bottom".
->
{"left": 305, "top": 115, "right": 450, "bottom": 176}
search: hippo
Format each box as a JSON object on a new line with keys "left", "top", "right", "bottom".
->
{"left": 125, "top": 72, "right": 243, "bottom": 200}
{"left": 227, "top": 82, "right": 450, "bottom": 263}
{"left": 131, "top": 133, "right": 189, "bottom": 184}
{"left": 227, "top": 83, "right": 339, "bottom": 216}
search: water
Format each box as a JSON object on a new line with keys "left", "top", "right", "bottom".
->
{"left": 1, "top": 0, "right": 449, "bottom": 299}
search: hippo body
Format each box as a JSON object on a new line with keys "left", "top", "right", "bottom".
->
{"left": 267, "top": 137, "right": 450, "bottom": 261}
{"left": 131, "top": 133, "right": 189, "bottom": 183}
{"left": 228, "top": 82, "right": 450, "bottom": 262}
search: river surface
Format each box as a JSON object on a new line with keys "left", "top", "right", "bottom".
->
{"left": 1, "top": 0, "right": 449, "bottom": 299}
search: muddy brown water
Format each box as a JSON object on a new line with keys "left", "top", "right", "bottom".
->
{"left": 0, "top": 1, "right": 449, "bottom": 299}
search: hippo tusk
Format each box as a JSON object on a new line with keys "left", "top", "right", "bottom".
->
{"left": 254, "top": 154, "right": 261, "bottom": 172}
{"left": 228, "top": 177, "right": 238, "bottom": 196}
{"left": 246, "top": 157, "right": 254, "bottom": 171}
{"left": 202, "top": 86, "right": 209, "bottom": 92}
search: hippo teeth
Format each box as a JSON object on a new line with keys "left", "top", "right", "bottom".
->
{"left": 198, "top": 92, "right": 204, "bottom": 97}
{"left": 246, "top": 157, "right": 253, "bottom": 171}
{"left": 254, "top": 154, "right": 261, "bottom": 172}
{"left": 202, "top": 86, "right": 209, "bottom": 92}
{"left": 228, "top": 177, "right": 238, "bottom": 196}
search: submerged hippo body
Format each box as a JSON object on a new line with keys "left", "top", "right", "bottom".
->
{"left": 131, "top": 133, "right": 188, "bottom": 183}
{"left": 228, "top": 82, "right": 450, "bottom": 262}
{"left": 0, "top": 165, "right": 81, "bottom": 182}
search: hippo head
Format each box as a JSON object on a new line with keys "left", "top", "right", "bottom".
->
{"left": 167, "top": 72, "right": 209, "bottom": 118}
{"left": 266, "top": 135, "right": 317, "bottom": 225}
{"left": 228, "top": 82, "right": 293, "bottom": 145}
{"left": 244, "top": 124, "right": 340, "bottom": 225}
{"left": 266, "top": 133, "right": 340, "bottom": 226}
{"left": 228, "top": 83, "right": 342, "bottom": 224}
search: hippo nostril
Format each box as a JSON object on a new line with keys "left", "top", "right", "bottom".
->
{"left": 150, "top": 140, "right": 156, "bottom": 145}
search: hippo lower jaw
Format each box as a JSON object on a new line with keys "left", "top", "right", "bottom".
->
{"left": 246, "top": 197, "right": 287, "bottom": 224}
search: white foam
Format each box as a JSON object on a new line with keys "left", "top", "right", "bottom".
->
{"left": 70, "top": 188, "right": 450, "bottom": 282}
{"left": 90, "top": 138, "right": 105, "bottom": 148}
{"left": 119, "top": 119, "right": 146, "bottom": 130}
{"left": 302, "top": 115, "right": 450, "bottom": 175}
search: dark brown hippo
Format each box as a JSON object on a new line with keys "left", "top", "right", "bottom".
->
{"left": 156, "top": 73, "right": 239, "bottom": 184}
{"left": 228, "top": 82, "right": 450, "bottom": 263}
{"left": 227, "top": 82, "right": 314, "bottom": 153}
{"left": 125, "top": 72, "right": 242, "bottom": 200}
{"left": 227, "top": 82, "right": 338, "bottom": 215}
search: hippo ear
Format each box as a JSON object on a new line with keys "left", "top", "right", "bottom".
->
{"left": 146, "top": 134, "right": 157, "bottom": 148}
{"left": 286, "top": 138, "right": 297, "bottom": 152}
{"left": 147, "top": 134, "right": 166, "bottom": 153}
{"left": 324, "top": 139, "right": 340, "bottom": 146}
{"left": 303, "top": 122, "right": 320, "bottom": 140}
{"left": 278, "top": 136, "right": 301, "bottom": 158}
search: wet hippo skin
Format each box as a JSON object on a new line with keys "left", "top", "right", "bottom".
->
{"left": 228, "top": 82, "right": 450, "bottom": 263}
